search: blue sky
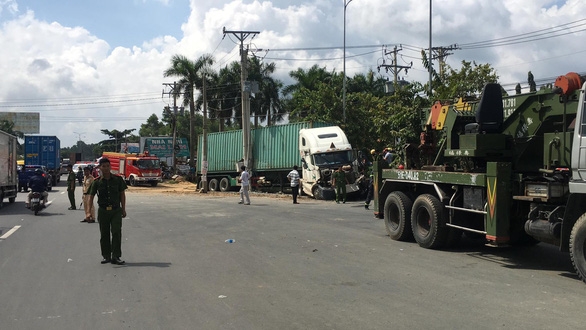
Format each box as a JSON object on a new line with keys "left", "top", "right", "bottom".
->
{"left": 9, "top": 0, "right": 189, "bottom": 48}
{"left": 0, "top": 0, "right": 585, "bottom": 146}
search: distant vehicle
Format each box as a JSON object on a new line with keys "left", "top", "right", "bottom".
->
{"left": 18, "top": 165, "right": 52, "bottom": 192}
{"left": 0, "top": 131, "right": 18, "bottom": 209}
{"left": 102, "top": 152, "right": 162, "bottom": 187}
{"left": 24, "top": 135, "right": 61, "bottom": 186}
{"left": 59, "top": 158, "right": 70, "bottom": 175}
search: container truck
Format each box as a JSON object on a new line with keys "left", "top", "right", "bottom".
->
{"left": 24, "top": 135, "right": 61, "bottom": 186}
{"left": 372, "top": 72, "right": 586, "bottom": 284}
{"left": 197, "top": 122, "right": 363, "bottom": 200}
{"left": 0, "top": 130, "right": 18, "bottom": 208}
{"left": 102, "top": 151, "right": 162, "bottom": 186}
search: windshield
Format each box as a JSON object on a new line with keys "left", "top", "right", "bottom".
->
{"left": 312, "top": 151, "right": 353, "bottom": 167}
{"left": 136, "top": 159, "right": 160, "bottom": 170}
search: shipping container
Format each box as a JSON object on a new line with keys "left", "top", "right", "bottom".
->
{"left": 24, "top": 135, "right": 61, "bottom": 186}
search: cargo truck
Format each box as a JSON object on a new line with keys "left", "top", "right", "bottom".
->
{"left": 0, "top": 130, "right": 18, "bottom": 208}
{"left": 102, "top": 151, "right": 162, "bottom": 186}
{"left": 197, "top": 122, "right": 363, "bottom": 200}
{"left": 24, "top": 135, "right": 61, "bottom": 186}
{"left": 373, "top": 72, "right": 586, "bottom": 284}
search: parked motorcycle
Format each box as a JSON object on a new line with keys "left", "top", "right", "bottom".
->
{"left": 30, "top": 192, "right": 45, "bottom": 216}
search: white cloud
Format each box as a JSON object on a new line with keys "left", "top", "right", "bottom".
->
{"left": 1, "top": 0, "right": 586, "bottom": 147}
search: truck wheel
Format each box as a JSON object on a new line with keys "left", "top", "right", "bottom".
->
{"left": 570, "top": 214, "right": 586, "bottom": 284}
{"left": 411, "top": 194, "right": 449, "bottom": 249}
{"left": 9, "top": 197, "right": 16, "bottom": 203}
{"left": 129, "top": 176, "right": 137, "bottom": 186}
{"left": 219, "top": 178, "right": 231, "bottom": 192}
{"left": 209, "top": 178, "right": 219, "bottom": 191}
{"left": 384, "top": 192, "right": 413, "bottom": 241}
{"left": 312, "top": 186, "right": 323, "bottom": 200}
{"left": 150, "top": 181, "right": 158, "bottom": 187}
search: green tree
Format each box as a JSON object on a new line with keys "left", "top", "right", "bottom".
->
{"left": 99, "top": 128, "right": 136, "bottom": 152}
{"left": 247, "top": 57, "right": 285, "bottom": 127}
{"left": 164, "top": 54, "right": 215, "bottom": 168}
{"left": 139, "top": 114, "right": 168, "bottom": 137}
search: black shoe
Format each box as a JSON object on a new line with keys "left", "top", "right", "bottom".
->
{"left": 111, "top": 257, "right": 125, "bottom": 265}
{"left": 68, "top": 207, "right": 76, "bottom": 210}
{"left": 81, "top": 219, "right": 88, "bottom": 222}
{"left": 364, "top": 204, "right": 369, "bottom": 210}
{"left": 101, "top": 258, "right": 111, "bottom": 264}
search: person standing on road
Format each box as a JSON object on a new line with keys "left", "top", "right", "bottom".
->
{"left": 238, "top": 165, "right": 250, "bottom": 205}
{"left": 66, "top": 164, "right": 77, "bottom": 210}
{"left": 287, "top": 165, "right": 300, "bottom": 204}
{"left": 88, "top": 158, "right": 128, "bottom": 265}
{"left": 332, "top": 167, "right": 348, "bottom": 204}
{"left": 81, "top": 167, "right": 96, "bottom": 223}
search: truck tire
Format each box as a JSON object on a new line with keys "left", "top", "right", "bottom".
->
{"left": 209, "top": 178, "right": 219, "bottom": 191}
{"left": 411, "top": 194, "right": 449, "bottom": 249}
{"left": 219, "top": 177, "right": 231, "bottom": 192}
{"left": 384, "top": 192, "right": 413, "bottom": 241}
{"left": 312, "top": 186, "right": 323, "bottom": 200}
{"left": 129, "top": 176, "right": 137, "bottom": 186}
{"left": 9, "top": 196, "right": 16, "bottom": 203}
{"left": 570, "top": 214, "right": 586, "bottom": 284}
{"left": 150, "top": 181, "right": 158, "bottom": 187}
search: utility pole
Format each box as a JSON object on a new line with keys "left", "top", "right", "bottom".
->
{"left": 377, "top": 45, "right": 412, "bottom": 88}
{"left": 223, "top": 27, "right": 259, "bottom": 170}
{"left": 201, "top": 76, "right": 209, "bottom": 193}
{"left": 162, "top": 81, "right": 184, "bottom": 173}
{"left": 431, "top": 44, "right": 459, "bottom": 76}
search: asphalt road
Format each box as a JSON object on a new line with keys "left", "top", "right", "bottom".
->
{"left": 0, "top": 180, "right": 585, "bottom": 330}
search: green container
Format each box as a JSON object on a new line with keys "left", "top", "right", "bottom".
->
{"left": 198, "top": 122, "right": 331, "bottom": 174}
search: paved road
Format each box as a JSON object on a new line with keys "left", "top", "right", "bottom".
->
{"left": 0, "top": 181, "right": 585, "bottom": 329}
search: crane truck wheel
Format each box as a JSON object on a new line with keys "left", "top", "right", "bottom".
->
{"left": 219, "top": 178, "right": 231, "bottom": 192}
{"left": 570, "top": 214, "right": 586, "bottom": 284}
{"left": 209, "top": 178, "right": 219, "bottom": 191}
{"left": 129, "top": 176, "right": 137, "bottom": 187}
{"left": 384, "top": 191, "right": 414, "bottom": 241}
{"left": 411, "top": 194, "right": 449, "bottom": 249}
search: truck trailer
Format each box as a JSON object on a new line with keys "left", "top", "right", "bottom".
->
{"left": 197, "top": 122, "right": 363, "bottom": 200}
{"left": 373, "top": 72, "right": 586, "bottom": 284}
{"left": 0, "top": 130, "right": 18, "bottom": 208}
{"left": 24, "top": 135, "right": 61, "bottom": 186}
{"left": 102, "top": 152, "right": 162, "bottom": 187}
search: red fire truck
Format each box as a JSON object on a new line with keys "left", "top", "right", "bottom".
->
{"left": 101, "top": 152, "right": 162, "bottom": 187}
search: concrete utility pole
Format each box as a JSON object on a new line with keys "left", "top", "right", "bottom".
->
{"left": 222, "top": 27, "right": 259, "bottom": 170}
{"left": 201, "top": 76, "right": 209, "bottom": 193}
{"left": 343, "top": 0, "right": 353, "bottom": 123}
{"left": 162, "top": 82, "right": 184, "bottom": 172}
{"left": 432, "top": 44, "right": 459, "bottom": 76}
{"left": 377, "top": 45, "right": 412, "bottom": 86}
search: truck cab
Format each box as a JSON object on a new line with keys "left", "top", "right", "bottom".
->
{"left": 299, "top": 126, "right": 361, "bottom": 199}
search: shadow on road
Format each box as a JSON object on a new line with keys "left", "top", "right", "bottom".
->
{"left": 120, "top": 262, "right": 172, "bottom": 268}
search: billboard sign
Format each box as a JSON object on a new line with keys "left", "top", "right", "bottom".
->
{"left": 141, "top": 137, "right": 189, "bottom": 158}
{"left": 0, "top": 112, "right": 40, "bottom": 134}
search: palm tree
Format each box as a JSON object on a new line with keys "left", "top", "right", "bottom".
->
{"left": 248, "top": 57, "right": 284, "bottom": 127}
{"left": 163, "top": 54, "right": 214, "bottom": 168}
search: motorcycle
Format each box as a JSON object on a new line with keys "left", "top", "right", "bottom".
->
{"left": 30, "top": 192, "right": 45, "bottom": 216}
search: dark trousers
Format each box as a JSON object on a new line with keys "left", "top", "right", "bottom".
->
{"left": 67, "top": 189, "right": 76, "bottom": 208}
{"left": 98, "top": 207, "right": 123, "bottom": 259}
{"left": 365, "top": 181, "right": 374, "bottom": 205}
{"left": 335, "top": 184, "right": 346, "bottom": 203}
{"left": 292, "top": 184, "right": 299, "bottom": 203}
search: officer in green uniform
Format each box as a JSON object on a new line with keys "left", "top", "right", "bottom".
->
{"left": 332, "top": 167, "right": 347, "bottom": 204}
{"left": 88, "top": 157, "right": 128, "bottom": 265}
{"left": 66, "top": 164, "right": 77, "bottom": 210}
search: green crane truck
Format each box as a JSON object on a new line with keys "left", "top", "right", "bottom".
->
{"left": 372, "top": 72, "right": 586, "bottom": 283}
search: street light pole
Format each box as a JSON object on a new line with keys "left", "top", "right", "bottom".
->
{"left": 343, "top": 0, "right": 353, "bottom": 123}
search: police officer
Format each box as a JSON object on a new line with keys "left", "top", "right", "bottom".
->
{"left": 66, "top": 164, "right": 76, "bottom": 210}
{"left": 88, "top": 157, "right": 128, "bottom": 265}
{"left": 332, "top": 167, "right": 348, "bottom": 204}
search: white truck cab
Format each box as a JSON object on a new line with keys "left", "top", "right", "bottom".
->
{"left": 298, "top": 126, "right": 361, "bottom": 199}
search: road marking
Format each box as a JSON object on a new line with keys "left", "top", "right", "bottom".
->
{"left": 0, "top": 225, "right": 21, "bottom": 239}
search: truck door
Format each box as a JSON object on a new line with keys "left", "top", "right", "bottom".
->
{"left": 572, "top": 82, "right": 586, "bottom": 183}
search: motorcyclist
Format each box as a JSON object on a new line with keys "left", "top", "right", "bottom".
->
{"left": 26, "top": 169, "right": 49, "bottom": 208}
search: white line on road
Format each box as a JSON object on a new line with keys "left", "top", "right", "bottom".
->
{"left": 0, "top": 225, "right": 21, "bottom": 240}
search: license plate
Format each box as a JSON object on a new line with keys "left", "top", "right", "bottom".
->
{"left": 31, "top": 198, "right": 40, "bottom": 203}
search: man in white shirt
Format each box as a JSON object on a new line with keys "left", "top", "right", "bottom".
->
{"left": 238, "top": 165, "right": 250, "bottom": 205}
{"left": 287, "top": 165, "right": 300, "bottom": 204}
